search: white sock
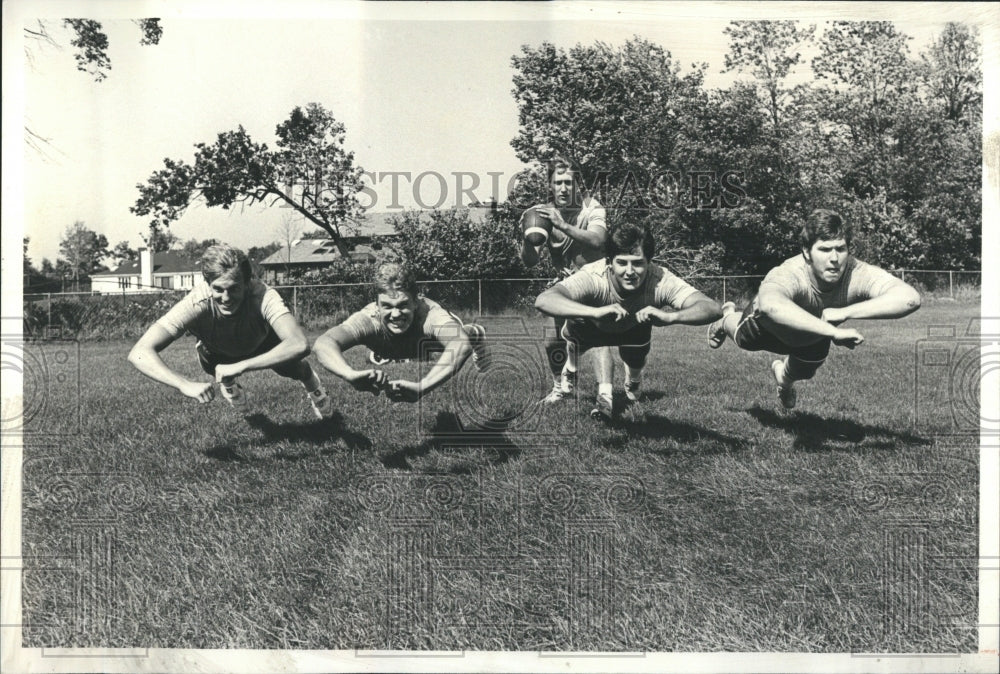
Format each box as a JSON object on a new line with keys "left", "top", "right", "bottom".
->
{"left": 776, "top": 359, "right": 792, "bottom": 386}
{"left": 598, "top": 383, "right": 613, "bottom": 399}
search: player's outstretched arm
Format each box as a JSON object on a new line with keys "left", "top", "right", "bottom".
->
{"left": 822, "top": 281, "right": 921, "bottom": 325}
{"left": 128, "top": 324, "right": 214, "bottom": 403}
{"left": 388, "top": 327, "right": 473, "bottom": 403}
{"left": 535, "top": 285, "right": 616, "bottom": 320}
{"left": 313, "top": 326, "right": 388, "bottom": 393}
{"left": 636, "top": 292, "right": 722, "bottom": 327}
{"left": 213, "top": 313, "right": 310, "bottom": 381}
{"left": 758, "top": 286, "right": 847, "bottom": 340}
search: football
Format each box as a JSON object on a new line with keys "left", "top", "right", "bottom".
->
{"left": 522, "top": 208, "right": 552, "bottom": 246}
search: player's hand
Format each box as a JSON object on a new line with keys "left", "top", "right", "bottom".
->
{"left": 387, "top": 380, "right": 422, "bottom": 403}
{"left": 214, "top": 362, "right": 245, "bottom": 381}
{"left": 822, "top": 307, "right": 849, "bottom": 326}
{"left": 348, "top": 369, "right": 389, "bottom": 395}
{"left": 592, "top": 304, "right": 628, "bottom": 322}
{"left": 536, "top": 207, "right": 567, "bottom": 231}
{"left": 179, "top": 380, "right": 215, "bottom": 403}
{"left": 832, "top": 328, "right": 865, "bottom": 349}
{"left": 635, "top": 306, "right": 670, "bottom": 325}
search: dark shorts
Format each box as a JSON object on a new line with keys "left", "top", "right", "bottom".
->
{"left": 562, "top": 319, "right": 652, "bottom": 352}
{"left": 733, "top": 305, "right": 831, "bottom": 362}
{"left": 196, "top": 330, "right": 301, "bottom": 376}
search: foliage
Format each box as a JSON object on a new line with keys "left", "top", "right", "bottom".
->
{"left": 180, "top": 238, "right": 221, "bottom": 262}
{"left": 58, "top": 221, "right": 109, "bottom": 281}
{"left": 131, "top": 104, "right": 366, "bottom": 247}
{"left": 920, "top": 22, "right": 982, "bottom": 124}
{"left": 390, "top": 208, "right": 528, "bottom": 280}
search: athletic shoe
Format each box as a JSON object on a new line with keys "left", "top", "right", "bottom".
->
{"left": 624, "top": 379, "right": 641, "bottom": 403}
{"left": 540, "top": 382, "right": 568, "bottom": 405}
{"left": 707, "top": 301, "right": 736, "bottom": 349}
{"left": 219, "top": 380, "right": 247, "bottom": 410}
{"left": 468, "top": 324, "right": 490, "bottom": 372}
{"left": 590, "top": 393, "right": 614, "bottom": 422}
{"left": 308, "top": 387, "right": 335, "bottom": 420}
{"left": 771, "top": 359, "right": 797, "bottom": 409}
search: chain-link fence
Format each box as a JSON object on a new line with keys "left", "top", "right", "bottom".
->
{"left": 21, "top": 270, "right": 981, "bottom": 340}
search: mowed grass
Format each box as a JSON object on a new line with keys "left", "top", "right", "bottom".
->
{"left": 20, "top": 299, "right": 979, "bottom": 651}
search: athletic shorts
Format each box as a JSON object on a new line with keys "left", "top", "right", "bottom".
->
{"left": 562, "top": 319, "right": 652, "bottom": 351}
{"left": 196, "top": 330, "right": 283, "bottom": 375}
{"left": 733, "top": 305, "right": 831, "bottom": 362}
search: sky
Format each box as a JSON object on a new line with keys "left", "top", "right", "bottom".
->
{"left": 5, "top": 1, "right": 997, "bottom": 266}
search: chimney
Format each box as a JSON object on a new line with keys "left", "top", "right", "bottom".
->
{"left": 139, "top": 248, "right": 154, "bottom": 289}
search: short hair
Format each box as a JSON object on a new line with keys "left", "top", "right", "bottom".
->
{"left": 606, "top": 223, "right": 655, "bottom": 261}
{"left": 201, "top": 243, "right": 253, "bottom": 283}
{"left": 800, "top": 209, "right": 852, "bottom": 250}
{"left": 546, "top": 156, "right": 585, "bottom": 199}
{"left": 374, "top": 261, "right": 419, "bottom": 298}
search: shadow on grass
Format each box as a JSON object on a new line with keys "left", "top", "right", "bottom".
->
{"left": 745, "top": 405, "right": 932, "bottom": 452}
{"left": 202, "top": 412, "right": 373, "bottom": 461}
{"left": 601, "top": 406, "right": 751, "bottom": 455}
{"left": 380, "top": 411, "right": 522, "bottom": 472}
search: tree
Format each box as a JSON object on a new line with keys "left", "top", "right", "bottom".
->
{"left": 109, "top": 241, "right": 138, "bottom": 268}
{"left": 141, "top": 226, "right": 179, "bottom": 253}
{"left": 920, "top": 23, "right": 981, "bottom": 124}
{"left": 58, "top": 221, "right": 109, "bottom": 286}
{"left": 131, "top": 103, "right": 367, "bottom": 254}
{"left": 179, "top": 238, "right": 220, "bottom": 261}
{"left": 723, "top": 20, "right": 814, "bottom": 128}
{"left": 275, "top": 214, "right": 304, "bottom": 277}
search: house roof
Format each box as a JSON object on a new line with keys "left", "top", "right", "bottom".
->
{"left": 94, "top": 251, "right": 202, "bottom": 277}
{"left": 258, "top": 239, "right": 342, "bottom": 266}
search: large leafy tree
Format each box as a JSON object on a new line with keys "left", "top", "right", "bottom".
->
{"left": 723, "top": 20, "right": 814, "bottom": 128}
{"left": 920, "top": 22, "right": 981, "bottom": 124}
{"left": 131, "top": 103, "right": 367, "bottom": 254}
{"left": 58, "top": 221, "right": 109, "bottom": 283}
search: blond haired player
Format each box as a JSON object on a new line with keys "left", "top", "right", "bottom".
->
{"left": 707, "top": 209, "right": 921, "bottom": 408}
{"left": 128, "top": 243, "right": 333, "bottom": 418}
{"left": 313, "top": 262, "right": 489, "bottom": 403}
{"left": 520, "top": 156, "right": 614, "bottom": 406}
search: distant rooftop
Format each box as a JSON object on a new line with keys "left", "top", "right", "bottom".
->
{"left": 95, "top": 250, "right": 201, "bottom": 276}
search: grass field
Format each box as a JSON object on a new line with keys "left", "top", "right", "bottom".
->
{"left": 19, "top": 298, "right": 980, "bottom": 651}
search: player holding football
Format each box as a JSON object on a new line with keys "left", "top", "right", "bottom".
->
{"left": 312, "top": 262, "right": 489, "bottom": 403}
{"left": 706, "top": 209, "right": 921, "bottom": 408}
{"left": 128, "top": 243, "right": 334, "bottom": 418}
{"left": 520, "top": 156, "right": 614, "bottom": 406}
{"left": 534, "top": 223, "right": 722, "bottom": 421}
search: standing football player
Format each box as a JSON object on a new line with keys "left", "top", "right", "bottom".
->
{"left": 312, "top": 262, "right": 489, "bottom": 403}
{"left": 706, "top": 209, "right": 921, "bottom": 408}
{"left": 534, "top": 223, "right": 722, "bottom": 421}
{"left": 520, "top": 156, "right": 614, "bottom": 407}
{"left": 128, "top": 243, "right": 334, "bottom": 418}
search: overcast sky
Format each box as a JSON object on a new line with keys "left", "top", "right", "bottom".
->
{"left": 5, "top": 1, "right": 996, "bottom": 265}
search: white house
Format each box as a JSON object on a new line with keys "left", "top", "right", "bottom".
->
{"left": 91, "top": 249, "right": 205, "bottom": 295}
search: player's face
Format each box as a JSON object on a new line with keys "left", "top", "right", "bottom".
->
{"left": 610, "top": 248, "right": 649, "bottom": 294}
{"left": 550, "top": 169, "right": 577, "bottom": 208}
{"left": 210, "top": 272, "right": 247, "bottom": 316}
{"left": 804, "top": 238, "right": 849, "bottom": 287}
{"left": 378, "top": 291, "right": 417, "bottom": 335}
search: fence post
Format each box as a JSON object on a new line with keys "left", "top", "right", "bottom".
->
{"left": 47, "top": 293, "right": 52, "bottom": 329}
{"left": 949, "top": 270, "right": 954, "bottom": 299}
{"left": 722, "top": 277, "right": 727, "bottom": 304}
{"left": 900, "top": 270, "right": 905, "bottom": 283}
{"left": 293, "top": 286, "right": 298, "bottom": 317}
{"left": 478, "top": 279, "right": 483, "bottom": 317}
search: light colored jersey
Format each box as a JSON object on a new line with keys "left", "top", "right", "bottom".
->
{"left": 755, "top": 255, "right": 901, "bottom": 317}
{"left": 156, "top": 280, "right": 290, "bottom": 358}
{"left": 525, "top": 196, "right": 607, "bottom": 271}
{"left": 557, "top": 259, "right": 699, "bottom": 334}
{"left": 338, "top": 297, "right": 464, "bottom": 361}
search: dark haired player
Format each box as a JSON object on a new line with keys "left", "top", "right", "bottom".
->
{"left": 706, "top": 209, "right": 921, "bottom": 408}
{"left": 534, "top": 223, "right": 721, "bottom": 421}
{"left": 312, "top": 262, "right": 489, "bottom": 403}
